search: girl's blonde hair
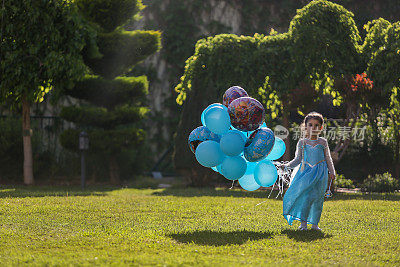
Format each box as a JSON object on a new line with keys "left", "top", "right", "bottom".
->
{"left": 300, "top": 111, "right": 324, "bottom": 138}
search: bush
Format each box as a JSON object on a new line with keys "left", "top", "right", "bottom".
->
{"left": 334, "top": 173, "right": 355, "bottom": 189}
{"left": 0, "top": 117, "right": 79, "bottom": 182}
{"left": 0, "top": 118, "right": 24, "bottom": 180}
{"left": 361, "top": 172, "right": 399, "bottom": 193}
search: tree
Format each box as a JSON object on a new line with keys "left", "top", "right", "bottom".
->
{"left": 367, "top": 22, "right": 400, "bottom": 179}
{"left": 0, "top": 0, "right": 93, "bottom": 184}
{"left": 60, "top": 0, "right": 161, "bottom": 184}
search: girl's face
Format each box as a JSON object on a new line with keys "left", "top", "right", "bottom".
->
{"left": 306, "top": 118, "right": 323, "bottom": 137}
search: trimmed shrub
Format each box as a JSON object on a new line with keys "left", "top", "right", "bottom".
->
{"left": 361, "top": 172, "right": 399, "bottom": 193}
{"left": 334, "top": 173, "right": 355, "bottom": 189}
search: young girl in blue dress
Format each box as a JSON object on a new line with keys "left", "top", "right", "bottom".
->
{"left": 281, "top": 111, "right": 336, "bottom": 231}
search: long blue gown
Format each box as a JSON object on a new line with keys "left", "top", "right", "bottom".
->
{"left": 282, "top": 137, "right": 332, "bottom": 226}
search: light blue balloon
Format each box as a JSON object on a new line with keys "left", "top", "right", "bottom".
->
{"left": 201, "top": 103, "right": 227, "bottom": 126}
{"left": 211, "top": 164, "right": 223, "bottom": 173}
{"left": 220, "top": 156, "right": 247, "bottom": 180}
{"left": 230, "top": 130, "right": 247, "bottom": 143}
{"left": 195, "top": 140, "right": 225, "bottom": 167}
{"left": 239, "top": 174, "right": 261, "bottom": 191}
{"left": 220, "top": 131, "right": 246, "bottom": 156}
{"left": 266, "top": 137, "right": 286, "bottom": 160}
{"left": 245, "top": 161, "right": 257, "bottom": 174}
{"left": 232, "top": 125, "right": 255, "bottom": 136}
{"left": 254, "top": 159, "right": 278, "bottom": 187}
{"left": 204, "top": 106, "right": 231, "bottom": 135}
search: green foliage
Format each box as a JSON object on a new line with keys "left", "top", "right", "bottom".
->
{"left": 60, "top": 127, "right": 145, "bottom": 154}
{"left": 61, "top": 0, "right": 161, "bottom": 180}
{"left": 289, "top": 0, "right": 362, "bottom": 81}
{"left": 161, "top": 0, "right": 202, "bottom": 71}
{"left": 367, "top": 22, "right": 400, "bottom": 96}
{"left": 75, "top": 0, "right": 144, "bottom": 32}
{"left": 0, "top": 118, "right": 24, "bottom": 179}
{"left": 361, "top": 172, "right": 399, "bottom": 193}
{"left": 0, "top": 117, "right": 80, "bottom": 181}
{"left": 0, "top": 0, "right": 94, "bottom": 105}
{"left": 334, "top": 173, "right": 355, "bottom": 189}
{"left": 361, "top": 18, "right": 391, "bottom": 61}
{"left": 85, "top": 30, "right": 161, "bottom": 79}
{"left": 64, "top": 75, "right": 148, "bottom": 108}
{"left": 60, "top": 105, "right": 148, "bottom": 128}
{"left": 175, "top": 33, "right": 265, "bottom": 105}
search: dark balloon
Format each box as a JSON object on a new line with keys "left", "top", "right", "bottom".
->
{"left": 244, "top": 127, "right": 275, "bottom": 162}
{"left": 228, "top": 97, "right": 265, "bottom": 131}
{"left": 223, "top": 86, "right": 248, "bottom": 107}
{"left": 188, "top": 126, "right": 221, "bottom": 153}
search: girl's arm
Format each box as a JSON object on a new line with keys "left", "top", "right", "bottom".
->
{"left": 323, "top": 138, "right": 336, "bottom": 176}
{"left": 284, "top": 139, "right": 303, "bottom": 169}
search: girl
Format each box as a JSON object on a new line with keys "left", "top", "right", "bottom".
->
{"left": 281, "top": 111, "right": 336, "bottom": 231}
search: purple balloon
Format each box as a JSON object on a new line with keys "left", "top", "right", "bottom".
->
{"left": 228, "top": 97, "right": 265, "bottom": 132}
{"left": 223, "top": 86, "right": 248, "bottom": 107}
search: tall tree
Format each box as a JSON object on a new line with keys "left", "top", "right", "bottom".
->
{"left": 60, "top": 0, "right": 161, "bottom": 184}
{"left": 367, "top": 22, "right": 400, "bottom": 178}
{"left": 0, "top": 0, "right": 93, "bottom": 184}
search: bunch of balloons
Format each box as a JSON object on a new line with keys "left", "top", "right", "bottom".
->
{"left": 188, "top": 86, "right": 286, "bottom": 191}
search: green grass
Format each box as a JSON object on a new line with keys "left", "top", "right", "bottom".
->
{"left": 0, "top": 186, "right": 399, "bottom": 266}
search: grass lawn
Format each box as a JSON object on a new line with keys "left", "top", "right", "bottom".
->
{"left": 0, "top": 186, "right": 399, "bottom": 266}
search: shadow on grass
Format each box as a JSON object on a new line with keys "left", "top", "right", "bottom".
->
{"left": 153, "top": 187, "right": 400, "bottom": 201}
{"left": 168, "top": 230, "right": 274, "bottom": 246}
{"left": 0, "top": 185, "right": 120, "bottom": 198}
{"left": 281, "top": 229, "right": 333, "bottom": 242}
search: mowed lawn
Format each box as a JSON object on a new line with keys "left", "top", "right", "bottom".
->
{"left": 0, "top": 186, "right": 399, "bottom": 266}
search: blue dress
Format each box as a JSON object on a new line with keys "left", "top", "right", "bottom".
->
{"left": 282, "top": 137, "right": 334, "bottom": 226}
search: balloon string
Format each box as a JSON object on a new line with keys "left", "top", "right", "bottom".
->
{"left": 229, "top": 180, "right": 235, "bottom": 189}
{"left": 325, "top": 177, "right": 333, "bottom": 198}
{"left": 255, "top": 161, "right": 293, "bottom": 206}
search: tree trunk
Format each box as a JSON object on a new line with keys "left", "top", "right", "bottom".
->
{"left": 109, "top": 155, "right": 120, "bottom": 184}
{"left": 22, "top": 95, "right": 34, "bottom": 185}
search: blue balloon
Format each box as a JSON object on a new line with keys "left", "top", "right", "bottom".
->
{"left": 204, "top": 106, "right": 231, "bottom": 135}
{"left": 201, "top": 103, "right": 227, "bottom": 126}
{"left": 220, "top": 131, "right": 246, "bottom": 156}
{"left": 254, "top": 160, "right": 278, "bottom": 187}
{"left": 195, "top": 140, "right": 225, "bottom": 167}
{"left": 211, "top": 164, "right": 223, "bottom": 173}
{"left": 220, "top": 156, "right": 247, "bottom": 180}
{"left": 239, "top": 174, "right": 260, "bottom": 191}
{"left": 245, "top": 161, "right": 257, "bottom": 174}
{"left": 231, "top": 130, "right": 247, "bottom": 143}
{"left": 238, "top": 162, "right": 260, "bottom": 191}
{"left": 266, "top": 137, "right": 286, "bottom": 160}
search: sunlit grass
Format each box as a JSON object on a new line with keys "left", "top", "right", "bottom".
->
{"left": 0, "top": 186, "right": 399, "bottom": 265}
